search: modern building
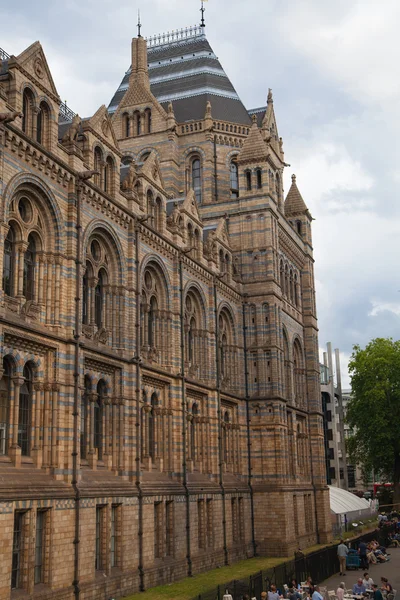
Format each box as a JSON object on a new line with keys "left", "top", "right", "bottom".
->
{"left": 0, "top": 16, "right": 331, "bottom": 600}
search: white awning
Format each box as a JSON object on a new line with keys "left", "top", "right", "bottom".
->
{"left": 329, "top": 485, "right": 371, "bottom": 515}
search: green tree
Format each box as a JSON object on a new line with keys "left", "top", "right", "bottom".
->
{"left": 346, "top": 338, "right": 400, "bottom": 506}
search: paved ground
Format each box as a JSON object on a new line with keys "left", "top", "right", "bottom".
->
{"left": 321, "top": 547, "right": 400, "bottom": 593}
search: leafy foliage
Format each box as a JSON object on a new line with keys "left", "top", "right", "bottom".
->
{"left": 346, "top": 338, "right": 400, "bottom": 504}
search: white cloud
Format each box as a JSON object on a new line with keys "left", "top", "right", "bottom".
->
{"left": 369, "top": 302, "right": 400, "bottom": 317}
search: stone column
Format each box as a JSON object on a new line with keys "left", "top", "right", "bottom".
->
{"left": 128, "top": 114, "right": 134, "bottom": 137}
{"left": 45, "top": 256, "right": 54, "bottom": 323}
{"left": 89, "top": 277, "right": 98, "bottom": 326}
{"left": 118, "top": 399, "right": 124, "bottom": 471}
{"left": 51, "top": 383, "right": 59, "bottom": 469}
{"left": 42, "top": 383, "right": 52, "bottom": 468}
{"left": 16, "top": 242, "right": 27, "bottom": 298}
{"left": 112, "top": 399, "right": 117, "bottom": 470}
{"left": 38, "top": 254, "right": 45, "bottom": 305}
{"left": 32, "top": 382, "right": 43, "bottom": 468}
{"left": 54, "top": 257, "right": 62, "bottom": 326}
{"left": 88, "top": 392, "right": 97, "bottom": 469}
{"left": 10, "top": 375, "right": 24, "bottom": 467}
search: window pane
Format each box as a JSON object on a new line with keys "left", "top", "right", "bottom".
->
{"left": 19, "top": 367, "right": 32, "bottom": 456}
{"left": 23, "top": 236, "right": 36, "bottom": 301}
{"left": 0, "top": 363, "right": 10, "bottom": 455}
{"left": 12, "top": 512, "right": 24, "bottom": 589}
{"left": 192, "top": 159, "right": 202, "bottom": 203}
{"left": 3, "top": 229, "right": 14, "bottom": 296}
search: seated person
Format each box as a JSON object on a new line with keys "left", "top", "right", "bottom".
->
{"left": 381, "top": 578, "right": 393, "bottom": 593}
{"left": 337, "top": 583, "right": 346, "bottom": 600}
{"left": 363, "top": 573, "right": 374, "bottom": 589}
{"left": 353, "top": 578, "right": 366, "bottom": 595}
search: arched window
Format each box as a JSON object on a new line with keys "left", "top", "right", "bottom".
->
{"left": 194, "top": 229, "right": 200, "bottom": 259}
{"left": 82, "top": 263, "right": 90, "bottom": 325}
{"left": 104, "top": 157, "right": 114, "bottom": 195}
{"left": 154, "top": 197, "right": 162, "bottom": 231}
{"left": 284, "top": 265, "right": 289, "bottom": 300}
{"left": 134, "top": 111, "right": 141, "bottom": 136}
{"left": 256, "top": 168, "right": 263, "bottom": 190}
{"left": 220, "top": 333, "right": 227, "bottom": 377}
{"left": 145, "top": 108, "right": 152, "bottom": 133}
{"left": 3, "top": 227, "right": 15, "bottom": 297}
{"left": 148, "top": 296, "right": 157, "bottom": 347}
{"left": 124, "top": 113, "right": 130, "bottom": 138}
{"left": 0, "top": 358, "right": 12, "bottom": 455}
{"left": 296, "top": 220, "right": 302, "bottom": 236}
{"left": 289, "top": 270, "right": 294, "bottom": 303}
{"left": 223, "top": 411, "right": 230, "bottom": 464}
{"left": 19, "top": 363, "right": 33, "bottom": 456}
{"left": 294, "top": 274, "right": 299, "bottom": 307}
{"left": 23, "top": 234, "right": 36, "bottom": 301}
{"left": 147, "top": 190, "right": 155, "bottom": 226}
{"left": 36, "top": 101, "right": 50, "bottom": 146}
{"left": 245, "top": 170, "right": 252, "bottom": 191}
{"left": 275, "top": 174, "right": 281, "bottom": 204}
{"left": 80, "top": 375, "right": 91, "bottom": 459}
{"left": 94, "top": 147, "right": 103, "bottom": 188}
{"left": 22, "top": 88, "right": 34, "bottom": 136}
{"left": 280, "top": 260, "right": 285, "bottom": 295}
{"left": 94, "top": 380, "right": 106, "bottom": 460}
{"left": 149, "top": 393, "right": 158, "bottom": 459}
{"left": 191, "top": 157, "right": 202, "bottom": 204}
{"left": 283, "top": 330, "right": 291, "bottom": 402}
{"left": 230, "top": 160, "right": 239, "bottom": 198}
{"left": 188, "top": 317, "right": 196, "bottom": 363}
{"left": 190, "top": 402, "right": 198, "bottom": 461}
{"left": 293, "top": 341, "right": 305, "bottom": 407}
{"left": 94, "top": 269, "right": 105, "bottom": 328}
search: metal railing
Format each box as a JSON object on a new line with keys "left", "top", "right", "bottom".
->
{"left": 193, "top": 525, "right": 394, "bottom": 600}
{"left": 59, "top": 101, "right": 76, "bottom": 123}
{"left": 147, "top": 25, "right": 204, "bottom": 48}
{"left": 0, "top": 47, "right": 10, "bottom": 61}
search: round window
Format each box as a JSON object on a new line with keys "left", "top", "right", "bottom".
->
{"left": 90, "top": 240, "right": 101, "bottom": 262}
{"left": 18, "top": 198, "right": 32, "bottom": 223}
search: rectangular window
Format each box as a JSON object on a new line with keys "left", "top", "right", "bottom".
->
{"left": 198, "top": 500, "right": 205, "bottom": 549}
{"left": 165, "top": 501, "right": 174, "bottom": 557}
{"left": 111, "top": 505, "right": 121, "bottom": 568}
{"left": 34, "top": 510, "right": 46, "bottom": 584}
{"left": 154, "top": 502, "right": 163, "bottom": 559}
{"left": 206, "top": 499, "right": 213, "bottom": 548}
{"left": 95, "top": 506, "right": 105, "bottom": 571}
{"left": 12, "top": 512, "right": 25, "bottom": 589}
{"left": 293, "top": 495, "right": 299, "bottom": 536}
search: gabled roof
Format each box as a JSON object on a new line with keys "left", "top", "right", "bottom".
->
{"left": 285, "top": 175, "right": 308, "bottom": 215}
{"left": 237, "top": 117, "right": 269, "bottom": 164}
{"left": 16, "top": 41, "right": 59, "bottom": 97}
{"left": 109, "top": 27, "right": 252, "bottom": 125}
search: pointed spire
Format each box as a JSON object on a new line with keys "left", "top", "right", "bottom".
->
{"left": 285, "top": 174, "right": 309, "bottom": 215}
{"left": 200, "top": 0, "right": 206, "bottom": 28}
{"left": 237, "top": 118, "right": 269, "bottom": 164}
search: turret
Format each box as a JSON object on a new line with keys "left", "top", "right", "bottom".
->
{"left": 285, "top": 174, "right": 313, "bottom": 246}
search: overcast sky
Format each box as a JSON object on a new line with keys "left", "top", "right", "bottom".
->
{"left": 2, "top": 0, "right": 399, "bottom": 387}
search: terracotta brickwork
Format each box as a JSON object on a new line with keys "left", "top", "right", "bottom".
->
{"left": 0, "top": 31, "right": 331, "bottom": 600}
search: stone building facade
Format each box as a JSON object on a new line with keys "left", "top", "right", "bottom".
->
{"left": 0, "top": 23, "right": 331, "bottom": 600}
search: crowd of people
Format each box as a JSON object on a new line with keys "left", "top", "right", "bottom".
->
{"left": 338, "top": 539, "right": 391, "bottom": 574}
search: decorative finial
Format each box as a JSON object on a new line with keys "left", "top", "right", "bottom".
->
{"left": 267, "top": 88, "right": 273, "bottom": 103}
{"left": 137, "top": 10, "right": 142, "bottom": 38}
{"left": 291, "top": 174, "right": 296, "bottom": 183}
{"left": 200, "top": 0, "right": 206, "bottom": 28}
{"left": 252, "top": 114, "right": 257, "bottom": 124}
